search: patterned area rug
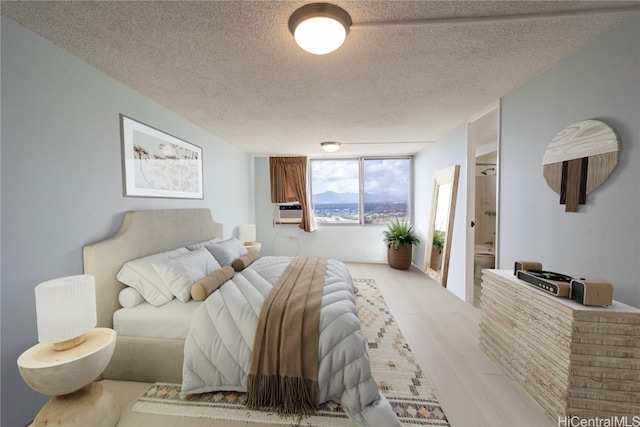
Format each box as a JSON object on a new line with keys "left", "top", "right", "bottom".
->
{"left": 132, "top": 278, "right": 449, "bottom": 426}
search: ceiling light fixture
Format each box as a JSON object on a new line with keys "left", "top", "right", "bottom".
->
{"left": 288, "top": 3, "right": 352, "bottom": 55}
{"left": 321, "top": 141, "right": 342, "bottom": 152}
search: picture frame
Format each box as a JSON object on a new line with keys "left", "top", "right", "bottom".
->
{"left": 120, "top": 114, "right": 203, "bottom": 199}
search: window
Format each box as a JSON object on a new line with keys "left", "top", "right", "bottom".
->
{"left": 311, "top": 157, "right": 412, "bottom": 225}
{"left": 363, "top": 158, "right": 411, "bottom": 224}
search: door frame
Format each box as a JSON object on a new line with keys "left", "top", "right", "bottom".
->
{"left": 465, "top": 101, "right": 500, "bottom": 304}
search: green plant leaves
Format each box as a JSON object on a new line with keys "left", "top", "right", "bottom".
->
{"left": 382, "top": 219, "right": 420, "bottom": 249}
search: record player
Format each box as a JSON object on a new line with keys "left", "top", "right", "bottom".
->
{"left": 513, "top": 261, "right": 612, "bottom": 306}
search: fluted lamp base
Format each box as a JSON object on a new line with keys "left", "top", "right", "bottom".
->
{"left": 18, "top": 328, "right": 119, "bottom": 427}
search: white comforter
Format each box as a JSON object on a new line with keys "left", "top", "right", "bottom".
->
{"left": 182, "top": 256, "right": 401, "bottom": 427}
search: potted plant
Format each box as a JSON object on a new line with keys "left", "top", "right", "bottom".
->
{"left": 382, "top": 219, "right": 420, "bottom": 270}
{"left": 430, "top": 229, "right": 445, "bottom": 270}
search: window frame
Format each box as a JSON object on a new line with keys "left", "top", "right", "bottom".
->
{"left": 310, "top": 156, "right": 414, "bottom": 226}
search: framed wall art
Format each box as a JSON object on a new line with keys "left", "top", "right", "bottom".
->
{"left": 120, "top": 114, "right": 203, "bottom": 199}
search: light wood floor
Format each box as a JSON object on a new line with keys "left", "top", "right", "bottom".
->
{"left": 102, "top": 263, "right": 552, "bottom": 427}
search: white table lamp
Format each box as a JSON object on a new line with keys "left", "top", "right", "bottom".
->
{"left": 17, "top": 275, "right": 119, "bottom": 426}
{"left": 239, "top": 224, "right": 257, "bottom": 244}
{"left": 35, "top": 275, "right": 97, "bottom": 350}
{"left": 239, "top": 224, "right": 261, "bottom": 253}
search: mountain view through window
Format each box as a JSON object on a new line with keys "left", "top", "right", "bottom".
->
{"left": 311, "top": 158, "right": 411, "bottom": 224}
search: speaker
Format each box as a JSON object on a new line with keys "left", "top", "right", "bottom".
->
{"left": 513, "top": 261, "right": 542, "bottom": 274}
{"left": 570, "top": 280, "right": 613, "bottom": 306}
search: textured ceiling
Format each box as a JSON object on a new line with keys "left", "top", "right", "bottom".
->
{"left": 2, "top": 1, "right": 639, "bottom": 157}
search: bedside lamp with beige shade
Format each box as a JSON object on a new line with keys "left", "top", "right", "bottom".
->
{"left": 17, "top": 275, "right": 119, "bottom": 427}
{"left": 240, "top": 223, "right": 261, "bottom": 252}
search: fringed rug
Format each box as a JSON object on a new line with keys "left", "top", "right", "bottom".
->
{"left": 132, "top": 278, "right": 449, "bottom": 426}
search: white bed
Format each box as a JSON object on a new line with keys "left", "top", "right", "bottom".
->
{"left": 84, "top": 208, "right": 223, "bottom": 383}
{"left": 84, "top": 209, "right": 401, "bottom": 426}
{"left": 113, "top": 298, "right": 199, "bottom": 340}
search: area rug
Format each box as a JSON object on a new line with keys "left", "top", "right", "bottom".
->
{"left": 132, "top": 278, "right": 449, "bottom": 426}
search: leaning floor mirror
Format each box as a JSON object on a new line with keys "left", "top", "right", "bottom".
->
{"left": 424, "top": 165, "right": 460, "bottom": 287}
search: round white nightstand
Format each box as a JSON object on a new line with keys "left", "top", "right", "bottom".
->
{"left": 18, "top": 327, "right": 119, "bottom": 427}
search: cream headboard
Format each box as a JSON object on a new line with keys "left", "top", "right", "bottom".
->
{"left": 83, "top": 209, "right": 223, "bottom": 328}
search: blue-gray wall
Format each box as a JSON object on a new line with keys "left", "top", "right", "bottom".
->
{"left": 1, "top": 17, "right": 254, "bottom": 426}
{"left": 499, "top": 14, "right": 639, "bottom": 307}
{"left": 411, "top": 15, "right": 640, "bottom": 306}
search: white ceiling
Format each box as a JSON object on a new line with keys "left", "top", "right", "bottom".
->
{"left": 2, "top": 1, "right": 639, "bottom": 157}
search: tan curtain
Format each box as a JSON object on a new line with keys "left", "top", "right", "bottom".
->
{"left": 269, "top": 157, "right": 317, "bottom": 232}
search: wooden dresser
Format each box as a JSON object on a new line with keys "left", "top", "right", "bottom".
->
{"left": 479, "top": 269, "right": 640, "bottom": 420}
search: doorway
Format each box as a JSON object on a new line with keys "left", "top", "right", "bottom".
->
{"left": 466, "top": 103, "right": 499, "bottom": 307}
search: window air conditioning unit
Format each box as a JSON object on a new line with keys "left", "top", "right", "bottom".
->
{"left": 275, "top": 202, "right": 302, "bottom": 223}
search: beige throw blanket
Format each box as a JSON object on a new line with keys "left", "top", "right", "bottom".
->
{"left": 246, "top": 256, "right": 327, "bottom": 416}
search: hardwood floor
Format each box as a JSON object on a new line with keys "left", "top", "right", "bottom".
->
{"left": 102, "top": 263, "right": 552, "bottom": 427}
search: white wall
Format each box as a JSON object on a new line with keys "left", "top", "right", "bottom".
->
{"left": 1, "top": 18, "right": 254, "bottom": 427}
{"left": 414, "top": 126, "right": 469, "bottom": 301}
{"left": 252, "top": 142, "right": 472, "bottom": 300}
{"left": 254, "top": 156, "right": 391, "bottom": 262}
{"left": 499, "top": 15, "right": 639, "bottom": 307}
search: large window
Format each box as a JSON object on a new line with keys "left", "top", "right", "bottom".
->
{"left": 311, "top": 157, "right": 412, "bottom": 225}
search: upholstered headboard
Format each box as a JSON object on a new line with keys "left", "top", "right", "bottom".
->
{"left": 83, "top": 209, "right": 223, "bottom": 328}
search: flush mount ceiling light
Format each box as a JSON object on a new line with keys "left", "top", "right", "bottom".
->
{"left": 288, "top": 3, "right": 352, "bottom": 55}
{"left": 321, "top": 141, "right": 342, "bottom": 152}
{"left": 287, "top": 5, "right": 640, "bottom": 56}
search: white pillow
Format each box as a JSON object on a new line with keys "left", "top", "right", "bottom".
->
{"left": 206, "top": 238, "right": 248, "bottom": 266}
{"left": 118, "top": 287, "right": 145, "bottom": 308}
{"left": 186, "top": 237, "right": 222, "bottom": 251}
{"left": 153, "top": 248, "right": 222, "bottom": 303}
{"left": 116, "top": 247, "right": 189, "bottom": 306}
